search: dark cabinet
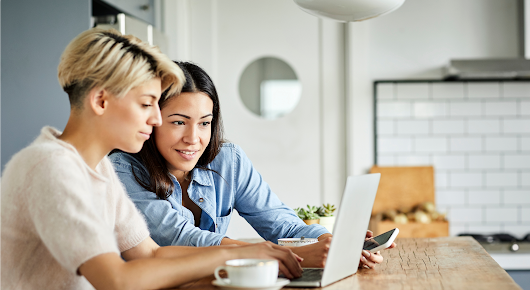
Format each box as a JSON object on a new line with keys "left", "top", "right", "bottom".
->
{"left": 94, "top": 0, "right": 155, "bottom": 25}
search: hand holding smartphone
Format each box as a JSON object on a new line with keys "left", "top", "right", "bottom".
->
{"left": 363, "top": 228, "right": 399, "bottom": 253}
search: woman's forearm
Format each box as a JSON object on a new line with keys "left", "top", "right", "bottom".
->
{"left": 219, "top": 237, "right": 250, "bottom": 246}
{"left": 81, "top": 248, "right": 234, "bottom": 290}
{"left": 122, "top": 249, "right": 233, "bottom": 289}
{"left": 153, "top": 240, "right": 246, "bottom": 259}
{"left": 81, "top": 242, "right": 302, "bottom": 290}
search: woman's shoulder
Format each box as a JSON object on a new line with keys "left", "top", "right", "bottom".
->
{"left": 208, "top": 143, "right": 253, "bottom": 172}
{"left": 108, "top": 151, "right": 146, "bottom": 174}
{"left": 219, "top": 142, "right": 238, "bottom": 153}
{"left": 214, "top": 143, "right": 245, "bottom": 161}
{"left": 5, "top": 128, "right": 85, "bottom": 176}
{"left": 208, "top": 143, "right": 238, "bottom": 168}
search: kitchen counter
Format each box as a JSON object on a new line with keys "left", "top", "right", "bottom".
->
{"left": 177, "top": 237, "right": 521, "bottom": 289}
{"left": 479, "top": 242, "right": 530, "bottom": 270}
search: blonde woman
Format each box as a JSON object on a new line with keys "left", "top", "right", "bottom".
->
{"left": 1, "top": 28, "right": 302, "bottom": 290}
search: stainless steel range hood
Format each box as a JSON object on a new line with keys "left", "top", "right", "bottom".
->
{"left": 444, "top": 0, "right": 530, "bottom": 80}
{"left": 444, "top": 59, "right": 530, "bottom": 80}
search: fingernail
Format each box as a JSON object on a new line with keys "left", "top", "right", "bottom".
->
{"left": 361, "top": 256, "right": 367, "bottom": 262}
{"left": 363, "top": 250, "right": 371, "bottom": 257}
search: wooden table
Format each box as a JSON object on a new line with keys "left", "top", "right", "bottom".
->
{"left": 177, "top": 237, "right": 521, "bottom": 290}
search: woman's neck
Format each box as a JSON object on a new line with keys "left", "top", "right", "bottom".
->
{"left": 59, "top": 117, "right": 110, "bottom": 170}
{"left": 173, "top": 170, "right": 191, "bottom": 188}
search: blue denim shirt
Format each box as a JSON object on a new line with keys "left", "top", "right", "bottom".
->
{"left": 110, "top": 143, "right": 329, "bottom": 247}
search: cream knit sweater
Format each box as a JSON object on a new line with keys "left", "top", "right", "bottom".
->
{"left": 1, "top": 127, "right": 150, "bottom": 289}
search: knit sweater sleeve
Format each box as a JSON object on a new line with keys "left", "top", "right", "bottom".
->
{"left": 103, "top": 158, "right": 151, "bottom": 252}
{"left": 26, "top": 151, "right": 120, "bottom": 274}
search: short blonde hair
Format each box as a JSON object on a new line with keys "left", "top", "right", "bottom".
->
{"left": 58, "top": 28, "right": 184, "bottom": 108}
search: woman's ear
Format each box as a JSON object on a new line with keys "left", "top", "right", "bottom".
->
{"left": 88, "top": 87, "right": 109, "bottom": 116}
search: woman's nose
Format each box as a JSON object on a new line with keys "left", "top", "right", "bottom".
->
{"left": 148, "top": 105, "right": 162, "bottom": 127}
{"left": 183, "top": 127, "right": 199, "bottom": 144}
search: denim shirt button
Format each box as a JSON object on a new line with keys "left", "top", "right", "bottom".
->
{"left": 199, "top": 198, "right": 204, "bottom": 202}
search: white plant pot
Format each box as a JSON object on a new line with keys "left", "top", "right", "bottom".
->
{"left": 318, "top": 216, "right": 336, "bottom": 233}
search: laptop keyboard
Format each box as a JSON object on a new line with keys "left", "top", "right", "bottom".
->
{"left": 285, "top": 268, "right": 324, "bottom": 282}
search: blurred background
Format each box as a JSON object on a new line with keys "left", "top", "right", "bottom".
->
{"left": 2, "top": 0, "right": 529, "bottom": 285}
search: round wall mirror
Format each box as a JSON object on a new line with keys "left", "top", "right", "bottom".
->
{"left": 238, "top": 57, "right": 301, "bottom": 120}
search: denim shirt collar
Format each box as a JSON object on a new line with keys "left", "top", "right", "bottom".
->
{"left": 190, "top": 167, "right": 212, "bottom": 187}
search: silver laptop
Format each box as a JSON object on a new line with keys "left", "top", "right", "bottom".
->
{"left": 287, "top": 173, "right": 381, "bottom": 287}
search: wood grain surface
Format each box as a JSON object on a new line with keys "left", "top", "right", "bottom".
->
{"left": 369, "top": 166, "right": 435, "bottom": 215}
{"left": 176, "top": 237, "right": 521, "bottom": 290}
{"left": 369, "top": 220, "right": 449, "bottom": 238}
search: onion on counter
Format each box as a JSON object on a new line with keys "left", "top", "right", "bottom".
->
{"left": 393, "top": 213, "right": 408, "bottom": 224}
{"left": 380, "top": 201, "right": 446, "bottom": 224}
{"left": 414, "top": 211, "right": 432, "bottom": 224}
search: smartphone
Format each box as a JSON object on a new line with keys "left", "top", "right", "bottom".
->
{"left": 363, "top": 228, "right": 399, "bottom": 253}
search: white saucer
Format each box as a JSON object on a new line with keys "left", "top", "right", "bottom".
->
{"left": 211, "top": 278, "right": 290, "bottom": 290}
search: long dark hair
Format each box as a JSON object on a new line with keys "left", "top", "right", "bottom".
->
{"left": 132, "top": 61, "right": 225, "bottom": 200}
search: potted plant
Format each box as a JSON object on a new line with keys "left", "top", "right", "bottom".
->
{"left": 317, "top": 204, "right": 336, "bottom": 233}
{"left": 294, "top": 205, "right": 320, "bottom": 225}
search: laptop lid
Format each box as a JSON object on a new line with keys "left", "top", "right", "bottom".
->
{"left": 320, "top": 173, "right": 381, "bottom": 287}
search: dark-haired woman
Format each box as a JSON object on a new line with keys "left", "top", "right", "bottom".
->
{"left": 110, "top": 61, "right": 388, "bottom": 268}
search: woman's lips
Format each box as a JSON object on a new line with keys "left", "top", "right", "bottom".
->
{"left": 176, "top": 150, "right": 197, "bottom": 161}
{"left": 139, "top": 132, "right": 151, "bottom": 140}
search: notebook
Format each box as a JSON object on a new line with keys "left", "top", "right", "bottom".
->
{"left": 287, "top": 173, "right": 381, "bottom": 287}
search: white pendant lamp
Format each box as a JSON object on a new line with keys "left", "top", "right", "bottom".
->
{"left": 293, "top": 0, "right": 405, "bottom": 22}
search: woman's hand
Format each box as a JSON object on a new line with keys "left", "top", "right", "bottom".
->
{"left": 289, "top": 237, "right": 332, "bottom": 268}
{"left": 233, "top": 241, "right": 303, "bottom": 279}
{"left": 358, "top": 230, "right": 396, "bottom": 269}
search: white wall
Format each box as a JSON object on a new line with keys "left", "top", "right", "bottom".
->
{"left": 349, "top": 0, "right": 520, "bottom": 177}
{"left": 1, "top": 0, "right": 91, "bottom": 171}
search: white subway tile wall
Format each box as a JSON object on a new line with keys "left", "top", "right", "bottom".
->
{"left": 522, "top": 208, "right": 530, "bottom": 222}
{"left": 436, "top": 189, "right": 466, "bottom": 206}
{"left": 449, "top": 102, "right": 482, "bottom": 117}
{"left": 432, "top": 83, "right": 465, "bottom": 99}
{"left": 468, "top": 190, "right": 501, "bottom": 205}
{"left": 504, "top": 190, "right": 530, "bottom": 204}
{"left": 485, "top": 207, "right": 518, "bottom": 223}
{"left": 484, "top": 101, "right": 517, "bottom": 116}
{"left": 396, "top": 155, "right": 431, "bottom": 166}
{"left": 503, "top": 82, "right": 530, "bottom": 98}
{"left": 468, "top": 83, "right": 501, "bottom": 99}
{"left": 396, "top": 83, "right": 429, "bottom": 100}
{"left": 375, "top": 81, "right": 530, "bottom": 238}
{"left": 467, "top": 224, "right": 503, "bottom": 234}
{"left": 413, "top": 102, "right": 447, "bottom": 118}
{"left": 468, "top": 154, "right": 501, "bottom": 169}
{"left": 521, "top": 101, "right": 530, "bottom": 115}
{"left": 485, "top": 137, "right": 517, "bottom": 152}
{"left": 432, "top": 119, "right": 465, "bottom": 134}
{"left": 450, "top": 137, "right": 482, "bottom": 152}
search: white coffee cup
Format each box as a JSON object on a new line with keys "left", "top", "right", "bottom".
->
{"left": 214, "top": 259, "right": 278, "bottom": 287}
{"left": 278, "top": 237, "right": 318, "bottom": 247}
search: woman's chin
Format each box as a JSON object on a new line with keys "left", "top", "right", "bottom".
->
{"left": 118, "top": 143, "right": 144, "bottom": 154}
{"left": 169, "top": 161, "right": 197, "bottom": 174}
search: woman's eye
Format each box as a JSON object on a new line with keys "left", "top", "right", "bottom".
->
{"left": 172, "top": 121, "right": 185, "bottom": 125}
{"left": 142, "top": 104, "right": 152, "bottom": 108}
{"left": 201, "top": 121, "right": 211, "bottom": 127}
